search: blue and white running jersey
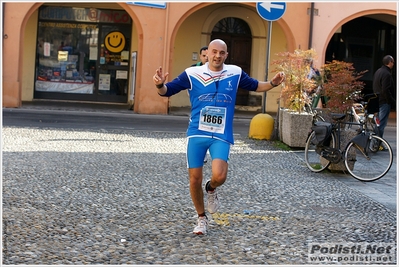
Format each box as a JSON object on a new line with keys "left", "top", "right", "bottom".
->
{"left": 162, "top": 63, "right": 259, "bottom": 144}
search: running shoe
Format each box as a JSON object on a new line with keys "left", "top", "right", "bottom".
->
{"left": 193, "top": 216, "right": 208, "bottom": 235}
{"left": 206, "top": 181, "right": 220, "bottom": 214}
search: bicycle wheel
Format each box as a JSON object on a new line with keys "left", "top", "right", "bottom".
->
{"left": 304, "top": 131, "right": 335, "bottom": 172}
{"left": 344, "top": 135, "right": 393, "bottom": 182}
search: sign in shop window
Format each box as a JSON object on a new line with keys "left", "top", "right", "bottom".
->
{"left": 58, "top": 51, "right": 68, "bottom": 61}
{"left": 99, "top": 74, "right": 111, "bottom": 91}
{"left": 116, "top": 70, "right": 128, "bottom": 79}
{"left": 39, "top": 6, "right": 131, "bottom": 24}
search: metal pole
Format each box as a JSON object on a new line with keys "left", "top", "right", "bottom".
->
{"left": 308, "top": 2, "right": 315, "bottom": 49}
{"left": 262, "top": 21, "right": 272, "bottom": 113}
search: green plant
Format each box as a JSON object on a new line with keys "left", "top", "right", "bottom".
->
{"left": 272, "top": 140, "right": 291, "bottom": 151}
{"left": 272, "top": 49, "right": 319, "bottom": 113}
{"left": 321, "top": 60, "right": 367, "bottom": 113}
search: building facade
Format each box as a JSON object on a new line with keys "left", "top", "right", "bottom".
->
{"left": 2, "top": 2, "right": 397, "bottom": 115}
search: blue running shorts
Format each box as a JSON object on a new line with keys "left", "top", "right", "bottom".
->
{"left": 186, "top": 137, "right": 231, "bottom": 168}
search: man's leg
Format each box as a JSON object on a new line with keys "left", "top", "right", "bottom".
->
{"left": 189, "top": 167, "right": 210, "bottom": 235}
{"left": 205, "top": 140, "right": 230, "bottom": 214}
{"left": 209, "top": 159, "right": 228, "bottom": 189}
{"left": 207, "top": 139, "right": 230, "bottom": 189}
{"left": 204, "top": 159, "right": 228, "bottom": 214}
{"left": 378, "top": 103, "right": 391, "bottom": 138}
{"left": 187, "top": 160, "right": 228, "bottom": 216}
{"left": 188, "top": 167, "right": 205, "bottom": 216}
{"left": 187, "top": 137, "right": 209, "bottom": 234}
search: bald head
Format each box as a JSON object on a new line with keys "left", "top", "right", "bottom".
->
{"left": 209, "top": 39, "right": 227, "bottom": 51}
{"left": 207, "top": 39, "right": 228, "bottom": 71}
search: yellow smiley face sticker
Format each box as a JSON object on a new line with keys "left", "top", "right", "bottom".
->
{"left": 104, "top": 31, "right": 126, "bottom": 53}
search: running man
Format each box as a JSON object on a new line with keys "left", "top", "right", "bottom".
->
{"left": 153, "top": 39, "right": 285, "bottom": 235}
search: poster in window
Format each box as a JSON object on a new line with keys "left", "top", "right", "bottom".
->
{"left": 44, "top": 42, "right": 51, "bottom": 57}
{"left": 58, "top": 51, "right": 68, "bottom": 61}
{"left": 116, "top": 70, "right": 128, "bottom": 79}
{"left": 66, "top": 70, "right": 73, "bottom": 78}
{"left": 121, "top": 51, "right": 129, "bottom": 60}
{"left": 99, "top": 74, "right": 110, "bottom": 90}
{"left": 89, "top": 45, "right": 98, "bottom": 60}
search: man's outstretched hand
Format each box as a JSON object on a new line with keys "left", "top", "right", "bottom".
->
{"left": 153, "top": 66, "right": 169, "bottom": 86}
{"left": 271, "top": 72, "right": 285, "bottom": 86}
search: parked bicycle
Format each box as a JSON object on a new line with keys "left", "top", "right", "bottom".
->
{"left": 304, "top": 112, "right": 393, "bottom": 182}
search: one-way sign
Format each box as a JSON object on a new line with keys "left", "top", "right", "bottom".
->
{"left": 256, "top": 2, "right": 286, "bottom": 21}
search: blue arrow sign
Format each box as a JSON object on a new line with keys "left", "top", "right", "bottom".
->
{"left": 127, "top": 2, "right": 166, "bottom": 9}
{"left": 256, "top": 2, "right": 286, "bottom": 21}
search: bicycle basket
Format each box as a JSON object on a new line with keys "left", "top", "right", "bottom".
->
{"left": 311, "top": 121, "right": 332, "bottom": 146}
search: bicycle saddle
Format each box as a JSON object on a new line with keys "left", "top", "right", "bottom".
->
{"left": 331, "top": 113, "right": 346, "bottom": 121}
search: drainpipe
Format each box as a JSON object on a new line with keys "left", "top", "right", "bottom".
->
{"left": 163, "top": 4, "right": 170, "bottom": 114}
{"left": 308, "top": 2, "right": 314, "bottom": 49}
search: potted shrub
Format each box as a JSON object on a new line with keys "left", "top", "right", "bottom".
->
{"left": 321, "top": 60, "right": 367, "bottom": 113}
{"left": 272, "top": 49, "right": 320, "bottom": 147}
{"left": 274, "top": 49, "right": 319, "bottom": 113}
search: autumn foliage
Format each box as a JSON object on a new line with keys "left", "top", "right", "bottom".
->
{"left": 273, "top": 48, "right": 367, "bottom": 114}
{"left": 272, "top": 49, "right": 319, "bottom": 113}
{"left": 322, "top": 60, "right": 367, "bottom": 113}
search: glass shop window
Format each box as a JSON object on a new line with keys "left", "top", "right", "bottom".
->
{"left": 35, "top": 22, "right": 98, "bottom": 94}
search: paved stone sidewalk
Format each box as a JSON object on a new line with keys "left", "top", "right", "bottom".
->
{"left": 2, "top": 126, "right": 396, "bottom": 265}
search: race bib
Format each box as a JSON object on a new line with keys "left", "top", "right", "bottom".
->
{"left": 198, "top": 106, "right": 226, "bottom": 134}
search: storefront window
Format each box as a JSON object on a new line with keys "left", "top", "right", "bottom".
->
{"left": 35, "top": 6, "right": 132, "bottom": 102}
{"left": 36, "top": 22, "right": 98, "bottom": 94}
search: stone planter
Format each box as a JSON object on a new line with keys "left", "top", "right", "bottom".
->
{"left": 326, "top": 128, "right": 358, "bottom": 172}
{"left": 279, "top": 109, "right": 313, "bottom": 148}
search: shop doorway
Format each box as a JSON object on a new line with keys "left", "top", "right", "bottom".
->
{"left": 95, "top": 24, "right": 131, "bottom": 102}
{"left": 34, "top": 6, "right": 132, "bottom": 104}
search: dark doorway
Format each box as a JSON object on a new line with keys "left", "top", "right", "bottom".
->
{"left": 325, "top": 16, "right": 396, "bottom": 99}
{"left": 211, "top": 17, "right": 252, "bottom": 106}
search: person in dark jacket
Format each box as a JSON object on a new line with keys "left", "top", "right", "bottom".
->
{"left": 373, "top": 55, "right": 395, "bottom": 139}
{"left": 191, "top": 46, "right": 208, "bottom": 67}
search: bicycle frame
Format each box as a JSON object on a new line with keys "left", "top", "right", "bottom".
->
{"left": 330, "top": 114, "right": 371, "bottom": 154}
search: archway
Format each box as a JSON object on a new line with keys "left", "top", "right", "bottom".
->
{"left": 211, "top": 17, "right": 253, "bottom": 106}
{"left": 326, "top": 15, "right": 396, "bottom": 95}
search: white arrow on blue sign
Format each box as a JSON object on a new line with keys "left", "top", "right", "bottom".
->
{"left": 256, "top": 2, "right": 286, "bottom": 21}
{"left": 126, "top": 2, "right": 166, "bottom": 9}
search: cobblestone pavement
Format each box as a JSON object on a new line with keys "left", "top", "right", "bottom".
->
{"left": 2, "top": 123, "right": 396, "bottom": 265}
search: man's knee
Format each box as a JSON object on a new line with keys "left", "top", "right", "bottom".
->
{"left": 213, "top": 172, "right": 227, "bottom": 183}
{"left": 189, "top": 168, "right": 203, "bottom": 182}
{"left": 211, "top": 159, "right": 228, "bottom": 183}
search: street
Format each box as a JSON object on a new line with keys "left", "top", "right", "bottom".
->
{"left": 2, "top": 107, "right": 397, "bottom": 265}
{"left": 2, "top": 108, "right": 254, "bottom": 135}
{"left": 3, "top": 108, "right": 397, "bottom": 212}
